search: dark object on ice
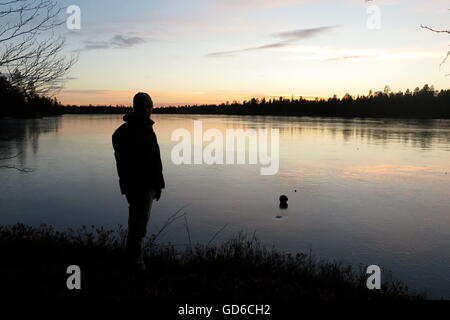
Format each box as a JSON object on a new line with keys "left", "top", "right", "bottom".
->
{"left": 279, "top": 195, "right": 288, "bottom": 209}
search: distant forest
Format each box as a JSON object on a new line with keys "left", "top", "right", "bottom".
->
{"left": 65, "top": 84, "right": 450, "bottom": 119}
{"left": 0, "top": 75, "right": 61, "bottom": 118}
{"left": 2, "top": 80, "right": 450, "bottom": 119}
{"left": 152, "top": 85, "right": 450, "bottom": 119}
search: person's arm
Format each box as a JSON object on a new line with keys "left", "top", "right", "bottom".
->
{"left": 154, "top": 188, "right": 162, "bottom": 201}
{"left": 113, "top": 129, "right": 135, "bottom": 194}
{"left": 149, "top": 131, "right": 165, "bottom": 200}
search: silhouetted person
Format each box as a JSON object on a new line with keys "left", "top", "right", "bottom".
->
{"left": 112, "top": 92, "right": 165, "bottom": 272}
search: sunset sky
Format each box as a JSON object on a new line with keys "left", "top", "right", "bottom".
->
{"left": 57, "top": 0, "right": 449, "bottom": 106}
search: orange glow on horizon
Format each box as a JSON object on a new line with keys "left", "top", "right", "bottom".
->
{"left": 57, "top": 89, "right": 350, "bottom": 107}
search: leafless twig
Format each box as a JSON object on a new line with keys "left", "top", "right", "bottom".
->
{"left": 149, "top": 203, "right": 191, "bottom": 244}
{"left": 0, "top": 0, "right": 77, "bottom": 96}
{"left": 207, "top": 224, "right": 228, "bottom": 246}
{"left": 420, "top": 25, "right": 450, "bottom": 34}
{"left": 183, "top": 216, "right": 192, "bottom": 252}
{"left": 420, "top": 24, "right": 450, "bottom": 68}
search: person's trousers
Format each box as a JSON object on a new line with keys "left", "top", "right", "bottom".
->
{"left": 125, "top": 190, "right": 155, "bottom": 263}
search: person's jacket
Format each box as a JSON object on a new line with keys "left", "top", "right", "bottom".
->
{"left": 112, "top": 112, "right": 165, "bottom": 194}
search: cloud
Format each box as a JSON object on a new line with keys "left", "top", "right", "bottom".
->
{"left": 206, "top": 42, "right": 291, "bottom": 57}
{"left": 325, "top": 55, "right": 372, "bottom": 61}
{"left": 61, "top": 89, "right": 117, "bottom": 94}
{"left": 78, "top": 34, "right": 150, "bottom": 51}
{"left": 220, "top": 0, "right": 315, "bottom": 9}
{"left": 285, "top": 45, "right": 443, "bottom": 61}
{"left": 206, "top": 26, "right": 336, "bottom": 57}
{"left": 275, "top": 26, "right": 336, "bottom": 40}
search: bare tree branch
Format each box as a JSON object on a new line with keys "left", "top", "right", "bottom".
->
{"left": 0, "top": 0, "right": 77, "bottom": 96}
{"left": 421, "top": 24, "right": 450, "bottom": 70}
{"left": 420, "top": 25, "right": 450, "bottom": 34}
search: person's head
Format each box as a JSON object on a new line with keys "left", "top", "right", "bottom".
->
{"left": 133, "top": 92, "right": 153, "bottom": 117}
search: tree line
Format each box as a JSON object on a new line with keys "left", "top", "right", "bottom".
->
{"left": 0, "top": 0, "right": 75, "bottom": 118}
{"left": 2, "top": 81, "right": 449, "bottom": 119}
{"left": 0, "top": 75, "right": 61, "bottom": 117}
{"left": 153, "top": 85, "right": 450, "bottom": 119}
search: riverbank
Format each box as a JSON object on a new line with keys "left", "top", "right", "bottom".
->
{"left": 0, "top": 224, "right": 424, "bottom": 300}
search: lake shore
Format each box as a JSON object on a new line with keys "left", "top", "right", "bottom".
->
{"left": 0, "top": 224, "right": 424, "bottom": 300}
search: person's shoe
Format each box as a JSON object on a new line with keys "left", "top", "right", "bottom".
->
{"left": 128, "top": 258, "right": 146, "bottom": 273}
{"left": 136, "top": 260, "right": 146, "bottom": 272}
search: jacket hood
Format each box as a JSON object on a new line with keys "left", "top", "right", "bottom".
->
{"left": 123, "top": 111, "right": 154, "bottom": 125}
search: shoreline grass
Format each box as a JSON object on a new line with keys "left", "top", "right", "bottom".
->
{"left": 0, "top": 223, "right": 424, "bottom": 300}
